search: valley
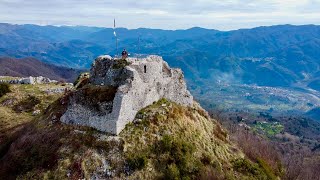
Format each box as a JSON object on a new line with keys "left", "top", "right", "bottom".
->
{"left": 192, "top": 82, "right": 320, "bottom": 117}
{"left": 0, "top": 23, "right": 320, "bottom": 179}
{"left": 1, "top": 24, "right": 320, "bottom": 120}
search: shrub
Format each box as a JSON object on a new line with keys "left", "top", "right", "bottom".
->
{"left": 159, "top": 135, "right": 174, "bottom": 152}
{"left": 74, "top": 85, "right": 117, "bottom": 112}
{"left": 13, "top": 95, "right": 41, "bottom": 113}
{"left": 74, "top": 72, "right": 90, "bottom": 89}
{"left": 164, "top": 164, "right": 180, "bottom": 180}
{"left": 198, "top": 166, "right": 224, "bottom": 180}
{"left": 232, "top": 158, "right": 266, "bottom": 178}
{"left": 157, "top": 98, "right": 169, "bottom": 106}
{"left": 213, "top": 124, "right": 228, "bottom": 142}
{"left": 233, "top": 157, "right": 278, "bottom": 179}
{"left": 0, "top": 83, "right": 11, "bottom": 98}
{"left": 257, "top": 158, "right": 278, "bottom": 180}
{"left": 154, "top": 135, "right": 200, "bottom": 179}
{"left": 112, "top": 59, "right": 131, "bottom": 69}
{"left": 127, "top": 154, "right": 148, "bottom": 171}
{"left": 229, "top": 126, "right": 282, "bottom": 177}
{"left": 201, "top": 153, "right": 213, "bottom": 165}
{"left": 233, "top": 158, "right": 259, "bottom": 175}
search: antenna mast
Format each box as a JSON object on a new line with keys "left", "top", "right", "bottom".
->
{"left": 113, "top": 18, "right": 118, "bottom": 56}
{"left": 138, "top": 34, "right": 140, "bottom": 54}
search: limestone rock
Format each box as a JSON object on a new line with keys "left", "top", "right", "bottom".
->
{"left": 32, "top": 110, "right": 41, "bottom": 116}
{"left": 0, "top": 76, "right": 58, "bottom": 85}
{"left": 60, "top": 55, "right": 193, "bottom": 135}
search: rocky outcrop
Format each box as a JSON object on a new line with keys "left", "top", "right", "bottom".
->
{"left": 0, "top": 76, "right": 58, "bottom": 85}
{"left": 60, "top": 55, "right": 193, "bottom": 135}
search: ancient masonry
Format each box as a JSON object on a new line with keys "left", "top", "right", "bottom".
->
{"left": 60, "top": 55, "right": 193, "bottom": 135}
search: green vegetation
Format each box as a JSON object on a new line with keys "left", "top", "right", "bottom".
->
{"left": 257, "top": 158, "right": 278, "bottom": 180}
{"left": 233, "top": 158, "right": 263, "bottom": 176}
{"left": 112, "top": 59, "right": 131, "bottom": 69}
{"left": 0, "top": 83, "right": 68, "bottom": 131}
{"left": 120, "top": 99, "right": 273, "bottom": 179}
{"left": 253, "top": 121, "right": 284, "bottom": 137}
{"left": 80, "top": 85, "right": 117, "bottom": 102}
{"left": 165, "top": 164, "right": 180, "bottom": 180}
{"left": 126, "top": 154, "right": 148, "bottom": 171}
{"left": 74, "top": 72, "right": 90, "bottom": 89}
{"left": 232, "top": 158, "right": 278, "bottom": 180}
{"left": 13, "top": 95, "right": 41, "bottom": 113}
{"left": 75, "top": 85, "right": 117, "bottom": 111}
{"left": 0, "top": 83, "right": 11, "bottom": 98}
{"left": 0, "top": 107, "right": 33, "bottom": 132}
{"left": 154, "top": 134, "right": 200, "bottom": 179}
{"left": 0, "top": 91, "right": 280, "bottom": 179}
{"left": 0, "top": 82, "right": 72, "bottom": 176}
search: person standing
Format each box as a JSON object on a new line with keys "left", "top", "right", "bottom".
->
{"left": 121, "top": 49, "right": 128, "bottom": 59}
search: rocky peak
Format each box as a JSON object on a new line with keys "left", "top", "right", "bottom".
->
{"left": 60, "top": 55, "right": 193, "bottom": 135}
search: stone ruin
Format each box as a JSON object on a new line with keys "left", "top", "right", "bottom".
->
{"left": 0, "top": 76, "right": 58, "bottom": 85}
{"left": 60, "top": 55, "right": 193, "bottom": 135}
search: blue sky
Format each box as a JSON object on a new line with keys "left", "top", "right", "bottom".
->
{"left": 1, "top": 0, "right": 320, "bottom": 30}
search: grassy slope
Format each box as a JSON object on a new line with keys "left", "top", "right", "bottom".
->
{"left": 0, "top": 84, "right": 279, "bottom": 179}
{"left": 0, "top": 83, "right": 69, "bottom": 132}
{"left": 121, "top": 99, "right": 239, "bottom": 179}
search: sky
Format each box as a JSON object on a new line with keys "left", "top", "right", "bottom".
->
{"left": 1, "top": 0, "right": 320, "bottom": 30}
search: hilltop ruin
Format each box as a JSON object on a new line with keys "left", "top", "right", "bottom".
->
{"left": 60, "top": 55, "right": 193, "bottom": 135}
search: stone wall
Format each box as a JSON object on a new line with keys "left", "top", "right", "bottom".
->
{"left": 60, "top": 55, "right": 193, "bottom": 135}
{"left": 0, "top": 76, "right": 58, "bottom": 84}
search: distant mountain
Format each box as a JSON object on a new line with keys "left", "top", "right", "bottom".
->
{"left": 0, "top": 23, "right": 218, "bottom": 68}
{"left": 0, "top": 57, "right": 83, "bottom": 82}
{"left": 308, "top": 79, "right": 320, "bottom": 91}
{"left": 162, "top": 25, "right": 320, "bottom": 87}
{"left": 1, "top": 23, "right": 320, "bottom": 113}
{"left": 306, "top": 107, "right": 320, "bottom": 121}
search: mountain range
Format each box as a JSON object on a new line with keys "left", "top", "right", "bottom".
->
{"left": 0, "top": 57, "right": 82, "bottom": 82}
{"left": 1, "top": 23, "right": 320, "bottom": 118}
{"left": 1, "top": 23, "right": 320, "bottom": 88}
{"left": 0, "top": 23, "right": 320, "bottom": 179}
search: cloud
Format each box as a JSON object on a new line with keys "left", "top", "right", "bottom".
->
{"left": 0, "top": 0, "right": 319, "bottom": 30}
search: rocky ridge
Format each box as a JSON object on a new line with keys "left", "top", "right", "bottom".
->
{"left": 0, "top": 56, "right": 281, "bottom": 180}
{"left": 61, "top": 55, "right": 193, "bottom": 135}
{"left": 0, "top": 76, "right": 58, "bottom": 85}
